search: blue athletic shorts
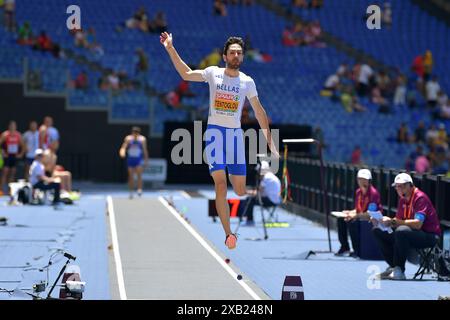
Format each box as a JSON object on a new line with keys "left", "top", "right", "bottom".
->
{"left": 127, "top": 157, "right": 143, "bottom": 168}
{"left": 205, "top": 124, "right": 246, "bottom": 176}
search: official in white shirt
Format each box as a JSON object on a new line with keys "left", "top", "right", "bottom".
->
{"left": 242, "top": 161, "right": 281, "bottom": 225}
{"left": 29, "top": 149, "right": 61, "bottom": 206}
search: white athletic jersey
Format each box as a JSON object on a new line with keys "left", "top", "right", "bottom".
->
{"left": 29, "top": 160, "right": 44, "bottom": 186}
{"left": 201, "top": 66, "right": 258, "bottom": 128}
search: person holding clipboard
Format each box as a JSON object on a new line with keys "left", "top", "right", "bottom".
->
{"left": 334, "top": 169, "right": 383, "bottom": 257}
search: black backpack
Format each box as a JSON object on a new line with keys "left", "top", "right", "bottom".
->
{"left": 17, "top": 186, "right": 31, "bottom": 204}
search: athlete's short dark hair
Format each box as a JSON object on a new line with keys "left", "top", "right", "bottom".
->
{"left": 223, "top": 37, "right": 245, "bottom": 55}
{"left": 131, "top": 126, "right": 141, "bottom": 134}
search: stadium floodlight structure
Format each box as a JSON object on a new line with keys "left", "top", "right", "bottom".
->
{"left": 282, "top": 139, "right": 332, "bottom": 259}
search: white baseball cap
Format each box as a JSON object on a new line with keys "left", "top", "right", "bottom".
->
{"left": 260, "top": 160, "right": 270, "bottom": 174}
{"left": 392, "top": 173, "right": 413, "bottom": 186}
{"left": 357, "top": 169, "right": 372, "bottom": 180}
{"left": 34, "top": 148, "right": 44, "bottom": 157}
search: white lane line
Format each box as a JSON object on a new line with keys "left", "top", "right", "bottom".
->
{"left": 158, "top": 196, "right": 261, "bottom": 300}
{"left": 180, "top": 191, "right": 192, "bottom": 199}
{"left": 107, "top": 196, "right": 127, "bottom": 300}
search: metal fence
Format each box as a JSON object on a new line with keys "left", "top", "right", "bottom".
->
{"left": 285, "top": 156, "right": 450, "bottom": 225}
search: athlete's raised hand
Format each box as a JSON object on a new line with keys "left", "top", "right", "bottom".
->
{"left": 269, "top": 141, "right": 280, "bottom": 159}
{"left": 160, "top": 32, "right": 173, "bottom": 50}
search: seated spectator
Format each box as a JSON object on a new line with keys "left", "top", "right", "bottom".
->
{"left": 213, "top": 0, "right": 227, "bottom": 16}
{"left": 323, "top": 74, "right": 340, "bottom": 93}
{"left": 292, "top": 0, "right": 308, "bottom": 9}
{"left": 117, "top": 70, "right": 133, "bottom": 90}
{"left": 199, "top": 48, "right": 222, "bottom": 69}
{"left": 4, "top": 0, "right": 16, "bottom": 32}
{"left": 435, "top": 124, "right": 449, "bottom": 151}
{"left": 125, "top": 6, "right": 148, "bottom": 31}
{"left": 17, "top": 21, "right": 33, "bottom": 45}
{"left": 411, "top": 54, "right": 424, "bottom": 79}
{"left": 33, "top": 31, "right": 52, "bottom": 51}
{"left": 426, "top": 124, "right": 439, "bottom": 147}
{"left": 51, "top": 43, "right": 64, "bottom": 59}
{"left": 108, "top": 72, "right": 120, "bottom": 91}
{"left": 176, "top": 80, "right": 195, "bottom": 100}
{"left": 393, "top": 75, "right": 406, "bottom": 107}
{"left": 305, "top": 21, "right": 325, "bottom": 47}
{"left": 29, "top": 149, "right": 61, "bottom": 207}
{"left": 413, "top": 121, "right": 426, "bottom": 144}
{"left": 372, "top": 86, "right": 390, "bottom": 113}
{"left": 437, "top": 90, "right": 448, "bottom": 108}
{"left": 376, "top": 70, "right": 391, "bottom": 97}
{"left": 282, "top": 23, "right": 304, "bottom": 47}
{"left": 397, "top": 123, "right": 410, "bottom": 143}
{"left": 98, "top": 74, "right": 110, "bottom": 91}
{"left": 432, "top": 145, "right": 448, "bottom": 175}
{"left": 415, "top": 153, "right": 430, "bottom": 174}
{"left": 405, "top": 145, "right": 423, "bottom": 172}
{"left": 241, "top": 161, "right": 281, "bottom": 226}
{"left": 336, "top": 63, "right": 349, "bottom": 77}
{"left": 163, "top": 90, "right": 182, "bottom": 109}
{"left": 356, "top": 63, "right": 374, "bottom": 97}
{"left": 135, "top": 48, "right": 149, "bottom": 89}
{"left": 426, "top": 76, "right": 440, "bottom": 109}
{"left": 372, "top": 173, "right": 441, "bottom": 280}
{"left": 335, "top": 169, "right": 382, "bottom": 258}
{"left": 74, "top": 70, "right": 88, "bottom": 90}
{"left": 439, "top": 100, "right": 450, "bottom": 120}
{"left": 149, "top": 11, "right": 168, "bottom": 34}
{"left": 423, "top": 50, "right": 433, "bottom": 81}
{"left": 310, "top": 0, "right": 323, "bottom": 9}
{"left": 74, "top": 29, "right": 88, "bottom": 48}
{"left": 351, "top": 146, "right": 362, "bottom": 165}
{"left": 163, "top": 80, "right": 196, "bottom": 109}
{"left": 341, "top": 86, "right": 367, "bottom": 113}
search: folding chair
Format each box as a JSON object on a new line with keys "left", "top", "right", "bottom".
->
{"left": 263, "top": 205, "right": 278, "bottom": 223}
{"left": 413, "top": 243, "right": 440, "bottom": 280}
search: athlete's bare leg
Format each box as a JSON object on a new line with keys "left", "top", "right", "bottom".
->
{"left": 8, "top": 167, "right": 16, "bottom": 184}
{"left": 1, "top": 167, "right": 10, "bottom": 193}
{"left": 54, "top": 171, "right": 72, "bottom": 192}
{"left": 135, "top": 166, "right": 143, "bottom": 195}
{"left": 228, "top": 174, "right": 247, "bottom": 197}
{"left": 211, "top": 170, "right": 232, "bottom": 236}
{"left": 127, "top": 167, "right": 135, "bottom": 198}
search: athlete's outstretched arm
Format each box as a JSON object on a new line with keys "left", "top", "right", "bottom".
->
{"left": 160, "top": 32, "right": 204, "bottom": 82}
{"left": 142, "top": 137, "right": 149, "bottom": 166}
{"left": 119, "top": 137, "right": 129, "bottom": 159}
{"left": 18, "top": 135, "right": 26, "bottom": 158}
{"left": 249, "top": 96, "right": 279, "bottom": 158}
